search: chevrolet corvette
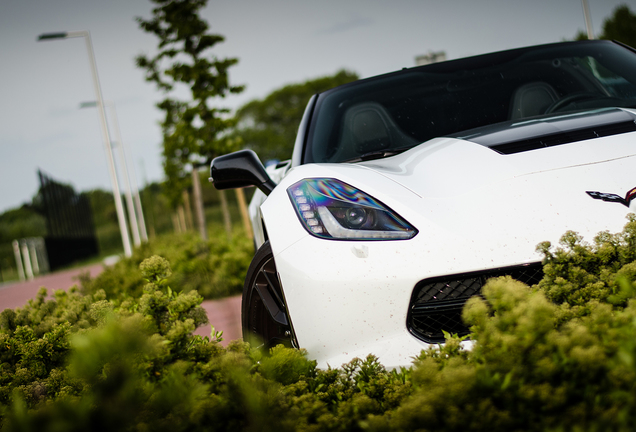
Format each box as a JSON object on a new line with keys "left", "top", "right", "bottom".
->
{"left": 210, "top": 40, "right": 636, "bottom": 368}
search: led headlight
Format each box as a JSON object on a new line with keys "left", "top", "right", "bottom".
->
{"left": 287, "top": 178, "right": 417, "bottom": 240}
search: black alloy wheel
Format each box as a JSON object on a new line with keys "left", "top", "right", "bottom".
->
{"left": 242, "top": 240, "right": 295, "bottom": 349}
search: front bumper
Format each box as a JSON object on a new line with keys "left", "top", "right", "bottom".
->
{"left": 271, "top": 234, "right": 543, "bottom": 369}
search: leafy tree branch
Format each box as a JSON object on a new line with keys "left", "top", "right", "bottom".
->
{"left": 136, "top": 0, "right": 244, "bottom": 207}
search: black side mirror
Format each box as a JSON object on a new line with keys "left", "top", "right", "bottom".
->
{"left": 209, "top": 150, "right": 276, "bottom": 196}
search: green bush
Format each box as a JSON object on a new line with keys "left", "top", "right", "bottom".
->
{"left": 368, "top": 214, "right": 636, "bottom": 431}
{"left": 0, "top": 255, "right": 411, "bottom": 431}
{"left": 80, "top": 228, "right": 253, "bottom": 301}
{"left": 0, "top": 287, "right": 109, "bottom": 409}
{"left": 5, "top": 216, "right": 636, "bottom": 431}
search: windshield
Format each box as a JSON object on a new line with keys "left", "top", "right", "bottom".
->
{"left": 304, "top": 40, "right": 636, "bottom": 164}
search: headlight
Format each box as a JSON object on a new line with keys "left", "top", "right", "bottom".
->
{"left": 287, "top": 178, "right": 418, "bottom": 240}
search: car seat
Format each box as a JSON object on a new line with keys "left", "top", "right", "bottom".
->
{"left": 509, "top": 82, "right": 558, "bottom": 119}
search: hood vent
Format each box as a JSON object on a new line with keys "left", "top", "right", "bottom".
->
{"left": 454, "top": 108, "right": 636, "bottom": 155}
{"left": 491, "top": 120, "right": 636, "bottom": 154}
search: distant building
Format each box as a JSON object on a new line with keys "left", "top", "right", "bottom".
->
{"left": 415, "top": 51, "right": 447, "bottom": 66}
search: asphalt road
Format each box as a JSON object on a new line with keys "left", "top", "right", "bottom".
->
{"left": 0, "top": 263, "right": 242, "bottom": 345}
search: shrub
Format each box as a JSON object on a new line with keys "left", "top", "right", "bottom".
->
{"left": 0, "top": 256, "right": 414, "bottom": 431}
{"left": 0, "top": 287, "right": 109, "bottom": 409}
{"left": 80, "top": 228, "right": 253, "bottom": 301}
{"left": 5, "top": 217, "right": 636, "bottom": 431}
{"left": 372, "top": 214, "right": 636, "bottom": 431}
{"left": 535, "top": 213, "right": 636, "bottom": 323}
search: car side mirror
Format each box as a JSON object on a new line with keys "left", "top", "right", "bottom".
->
{"left": 209, "top": 149, "right": 276, "bottom": 196}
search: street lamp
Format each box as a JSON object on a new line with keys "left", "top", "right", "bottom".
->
{"left": 37, "top": 30, "right": 132, "bottom": 257}
{"left": 581, "top": 0, "right": 595, "bottom": 40}
{"left": 80, "top": 100, "right": 148, "bottom": 245}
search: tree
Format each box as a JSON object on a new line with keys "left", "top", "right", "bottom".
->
{"left": 573, "top": 4, "right": 636, "bottom": 47}
{"left": 600, "top": 4, "right": 636, "bottom": 48}
{"left": 234, "top": 70, "right": 359, "bottom": 162}
{"left": 573, "top": 29, "right": 589, "bottom": 41}
{"left": 136, "top": 0, "right": 244, "bottom": 208}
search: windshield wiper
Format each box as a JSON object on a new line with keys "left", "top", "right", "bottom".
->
{"left": 342, "top": 147, "right": 412, "bottom": 163}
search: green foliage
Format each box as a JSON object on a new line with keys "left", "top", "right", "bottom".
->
{"left": 8, "top": 219, "right": 636, "bottom": 430}
{"left": 84, "top": 189, "right": 117, "bottom": 227}
{"left": 0, "top": 256, "right": 411, "bottom": 431}
{"left": 536, "top": 213, "right": 636, "bottom": 323}
{"left": 371, "top": 215, "right": 636, "bottom": 432}
{"left": 234, "top": 70, "right": 359, "bottom": 162}
{"left": 141, "top": 181, "right": 179, "bottom": 237}
{"left": 573, "top": 29, "right": 589, "bottom": 41}
{"left": 0, "top": 206, "right": 46, "bottom": 245}
{"left": 0, "top": 256, "right": 219, "bottom": 431}
{"left": 0, "top": 205, "right": 46, "bottom": 279}
{"left": 84, "top": 189, "right": 123, "bottom": 255}
{"left": 0, "top": 181, "right": 178, "bottom": 277}
{"left": 0, "top": 287, "right": 108, "bottom": 408}
{"left": 601, "top": 4, "right": 636, "bottom": 48}
{"left": 80, "top": 228, "right": 252, "bottom": 300}
{"left": 136, "top": 0, "right": 244, "bottom": 207}
{"left": 573, "top": 4, "right": 636, "bottom": 47}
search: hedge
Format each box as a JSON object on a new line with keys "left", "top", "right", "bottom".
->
{"left": 2, "top": 215, "right": 636, "bottom": 430}
{"left": 80, "top": 228, "right": 253, "bottom": 301}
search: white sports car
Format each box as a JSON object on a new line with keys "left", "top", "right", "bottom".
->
{"left": 211, "top": 40, "right": 636, "bottom": 368}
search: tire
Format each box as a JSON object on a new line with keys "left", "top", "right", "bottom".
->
{"left": 242, "top": 240, "right": 295, "bottom": 349}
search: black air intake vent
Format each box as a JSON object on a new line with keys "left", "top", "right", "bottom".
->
{"left": 491, "top": 120, "right": 636, "bottom": 154}
{"left": 407, "top": 263, "right": 544, "bottom": 343}
{"left": 453, "top": 108, "right": 636, "bottom": 155}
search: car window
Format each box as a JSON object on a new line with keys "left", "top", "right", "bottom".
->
{"left": 304, "top": 41, "right": 636, "bottom": 164}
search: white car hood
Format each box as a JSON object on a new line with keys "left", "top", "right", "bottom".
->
{"left": 353, "top": 131, "right": 636, "bottom": 262}
{"left": 359, "top": 108, "right": 636, "bottom": 200}
{"left": 359, "top": 133, "right": 636, "bottom": 200}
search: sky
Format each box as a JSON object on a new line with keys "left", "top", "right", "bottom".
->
{"left": 1, "top": 0, "right": 635, "bottom": 213}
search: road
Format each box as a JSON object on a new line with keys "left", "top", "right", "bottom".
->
{"left": 0, "top": 263, "right": 242, "bottom": 345}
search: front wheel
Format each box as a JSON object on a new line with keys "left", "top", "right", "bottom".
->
{"left": 242, "top": 241, "right": 296, "bottom": 349}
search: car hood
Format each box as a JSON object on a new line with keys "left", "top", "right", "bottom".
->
{"left": 359, "top": 108, "right": 636, "bottom": 200}
{"left": 351, "top": 112, "right": 636, "bottom": 261}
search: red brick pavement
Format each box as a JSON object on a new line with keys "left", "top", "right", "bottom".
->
{"left": 194, "top": 295, "right": 242, "bottom": 344}
{"left": 0, "top": 264, "right": 242, "bottom": 346}
{"left": 0, "top": 263, "right": 104, "bottom": 310}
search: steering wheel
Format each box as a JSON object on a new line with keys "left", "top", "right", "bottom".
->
{"left": 545, "top": 93, "right": 600, "bottom": 114}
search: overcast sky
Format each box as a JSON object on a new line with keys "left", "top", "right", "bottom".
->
{"left": 1, "top": 0, "right": 635, "bottom": 213}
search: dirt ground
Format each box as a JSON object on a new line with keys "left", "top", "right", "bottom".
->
{"left": 0, "top": 263, "right": 242, "bottom": 345}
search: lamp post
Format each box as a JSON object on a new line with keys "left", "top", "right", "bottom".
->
{"left": 80, "top": 101, "right": 148, "bottom": 245}
{"left": 37, "top": 30, "right": 132, "bottom": 257}
{"left": 581, "top": 0, "right": 595, "bottom": 40}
